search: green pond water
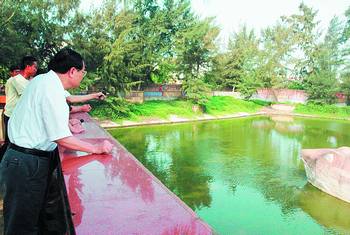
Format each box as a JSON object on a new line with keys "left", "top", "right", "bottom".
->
{"left": 109, "top": 115, "right": 350, "bottom": 235}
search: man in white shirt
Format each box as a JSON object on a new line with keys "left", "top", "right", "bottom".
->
{"left": 0, "top": 56, "right": 38, "bottom": 159}
{"left": 4, "top": 56, "right": 38, "bottom": 119}
{"left": 0, "top": 48, "right": 113, "bottom": 234}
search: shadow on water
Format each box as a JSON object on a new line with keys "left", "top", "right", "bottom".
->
{"left": 298, "top": 184, "right": 350, "bottom": 233}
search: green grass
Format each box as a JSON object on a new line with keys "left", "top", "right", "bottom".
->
{"left": 91, "top": 96, "right": 350, "bottom": 122}
{"left": 294, "top": 103, "right": 350, "bottom": 119}
{"left": 129, "top": 100, "right": 197, "bottom": 120}
{"left": 91, "top": 96, "right": 268, "bottom": 122}
{"left": 205, "top": 96, "right": 266, "bottom": 115}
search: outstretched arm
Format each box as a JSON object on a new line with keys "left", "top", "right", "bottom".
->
{"left": 66, "top": 92, "right": 106, "bottom": 103}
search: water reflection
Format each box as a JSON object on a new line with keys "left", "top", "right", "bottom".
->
{"left": 111, "top": 116, "right": 350, "bottom": 234}
{"left": 299, "top": 184, "right": 350, "bottom": 232}
{"left": 60, "top": 142, "right": 155, "bottom": 227}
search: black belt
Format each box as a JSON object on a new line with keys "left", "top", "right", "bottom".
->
{"left": 8, "top": 143, "right": 54, "bottom": 158}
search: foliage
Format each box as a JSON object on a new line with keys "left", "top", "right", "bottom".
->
{"left": 217, "top": 26, "right": 260, "bottom": 92}
{"left": 0, "top": 0, "right": 80, "bottom": 70}
{"left": 340, "top": 71, "right": 350, "bottom": 105}
{"left": 295, "top": 103, "right": 350, "bottom": 118}
{"left": 281, "top": 3, "right": 320, "bottom": 78}
{"left": 151, "top": 61, "right": 176, "bottom": 84}
{"left": 259, "top": 23, "right": 296, "bottom": 88}
{"left": 204, "top": 96, "right": 265, "bottom": 115}
{"left": 72, "top": 0, "right": 219, "bottom": 94}
{"left": 1, "top": 1, "right": 350, "bottom": 108}
{"left": 287, "top": 79, "right": 306, "bottom": 90}
{"left": 90, "top": 96, "right": 266, "bottom": 121}
{"left": 182, "top": 78, "right": 211, "bottom": 105}
{"left": 175, "top": 17, "right": 220, "bottom": 80}
{"left": 0, "top": 65, "right": 9, "bottom": 86}
{"left": 280, "top": 3, "right": 347, "bottom": 104}
{"left": 304, "top": 70, "right": 338, "bottom": 104}
{"left": 89, "top": 97, "right": 133, "bottom": 120}
{"left": 250, "top": 99, "right": 272, "bottom": 106}
{"left": 69, "top": 72, "right": 97, "bottom": 94}
{"left": 302, "top": 17, "right": 345, "bottom": 104}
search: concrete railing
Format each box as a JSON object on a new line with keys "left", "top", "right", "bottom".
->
{"left": 59, "top": 112, "right": 213, "bottom": 234}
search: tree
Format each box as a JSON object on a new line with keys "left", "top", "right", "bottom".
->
{"left": 259, "top": 23, "right": 296, "bottom": 88}
{"left": 0, "top": 0, "right": 80, "bottom": 79}
{"left": 281, "top": 3, "right": 345, "bottom": 103}
{"left": 219, "top": 26, "right": 261, "bottom": 98}
{"left": 340, "top": 72, "right": 350, "bottom": 104}
{"left": 339, "top": 6, "right": 350, "bottom": 104}
{"left": 303, "top": 16, "right": 346, "bottom": 104}
{"left": 175, "top": 17, "right": 219, "bottom": 80}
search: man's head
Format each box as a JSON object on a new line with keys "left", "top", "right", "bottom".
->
{"left": 48, "top": 48, "right": 86, "bottom": 89}
{"left": 20, "top": 56, "right": 38, "bottom": 78}
{"left": 9, "top": 65, "right": 20, "bottom": 77}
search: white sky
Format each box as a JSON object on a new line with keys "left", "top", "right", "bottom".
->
{"left": 191, "top": 0, "right": 349, "bottom": 46}
{"left": 80, "top": 0, "right": 350, "bottom": 46}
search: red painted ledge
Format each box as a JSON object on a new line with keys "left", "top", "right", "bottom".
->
{"left": 59, "top": 112, "right": 213, "bottom": 235}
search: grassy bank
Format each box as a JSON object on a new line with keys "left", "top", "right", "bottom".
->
{"left": 205, "top": 96, "right": 267, "bottom": 115}
{"left": 295, "top": 103, "right": 350, "bottom": 119}
{"left": 90, "top": 96, "right": 268, "bottom": 122}
{"left": 90, "top": 97, "right": 350, "bottom": 123}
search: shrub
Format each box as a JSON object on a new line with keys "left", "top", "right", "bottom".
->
{"left": 90, "top": 97, "right": 133, "bottom": 120}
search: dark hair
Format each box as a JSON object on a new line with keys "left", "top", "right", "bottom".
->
{"left": 9, "top": 65, "right": 20, "bottom": 72}
{"left": 48, "top": 48, "right": 84, "bottom": 73}
{"left": 20, "top": 56, "right": 37, "bottom": 70}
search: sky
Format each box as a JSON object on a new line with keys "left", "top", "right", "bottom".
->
{"left": 81, "top": 0, "right": 350, "bottom": 46}
{"left": 191, "top": 0, "right": 349, "bottom": 46}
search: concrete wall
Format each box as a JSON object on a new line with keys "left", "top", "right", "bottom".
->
{"left": 125, "top": 91, "right": 144, "bottom": 103}
{"left": 252, "top": 88, "right": 308, "bottom": 103}
{"left": 126, "top": 87, "right": 346, "bottom": 105}
{"left": 212, "top": 91, "right": 242, "bottom": 99}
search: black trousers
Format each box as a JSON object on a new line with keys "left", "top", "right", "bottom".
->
{"left": 1, "top": 147, "right": 51, "bottom": 234}
{"left": 0, "top": 145, "right": 74, "bottom": 235}
{"left": 0, "top": 115, "right": 10, "bottom": 161}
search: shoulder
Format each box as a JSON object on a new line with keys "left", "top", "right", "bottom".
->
{"left": 37, "top": 72, "right": 66, "bottom": 98}
{"left": 5, "top": 76, "right": 15, "bottom": 85}
{"left": 13, "top": 74, "right": 27, "bottom": 82}
{"left": 31, "top": 71, "right": 58, "bottom": 87}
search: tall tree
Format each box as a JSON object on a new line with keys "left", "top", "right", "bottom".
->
{"left": 219, "top": 26, "right": 260, "bottom": 98}
{"left": 259, "top": 23, "right": 296, "bottom": 88}
{"left": 282, "top": 3, "right": 320, "bottom": 78}
{"left": 0, "top": 0, "right": 80, "bottom": 68}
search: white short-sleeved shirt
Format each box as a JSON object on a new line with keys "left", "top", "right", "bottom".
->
{"left": 4, "top": 74, "right": 29, "bottom": 117}
{"left": 8, "top": 70, "right": 72, "bottom": 151}
{"left": 64, "top": 90, "right": 71, "bottom": 98}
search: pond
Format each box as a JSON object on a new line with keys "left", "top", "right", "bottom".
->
{"left": 109, "top": 115, "right": 350, "bottom": 235}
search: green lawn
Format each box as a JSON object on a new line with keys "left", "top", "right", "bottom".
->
{"left": 90, "top": 96, "right": 350, "bottom": 123}
{"left": 205, "top": 96, "right": 267, "bottom": 115}
{"left": 90, "top": 96, "right": 268, "bottom": 122}
{"left": 129, "top": 100, "right": 198, "bottom": 120}
{"left": 294, "top": 103, "right": 350, "bottom": 119}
